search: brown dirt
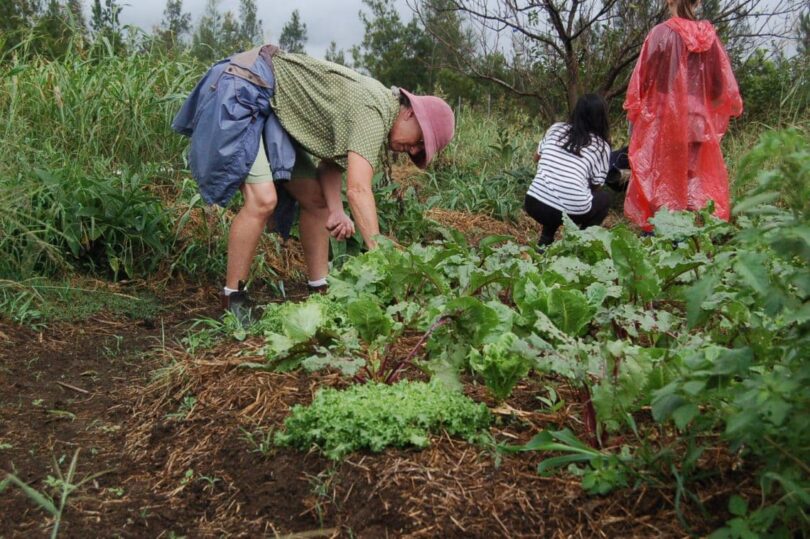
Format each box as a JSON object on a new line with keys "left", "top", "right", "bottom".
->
{"left": 0, "top": 187, "right": 733, "bottom": 538}
{"left": 0, "top": 285, "right": 745, "bottom": 538}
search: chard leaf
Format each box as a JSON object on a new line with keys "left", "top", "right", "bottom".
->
{"left": 547, "top": 288, "right": 596, "bottom": 337}
{"left": 610, "top": 228, "right": 662, "bottom": 302}
{"left": 346, "top": 297, "right": 392, "bottom": 344}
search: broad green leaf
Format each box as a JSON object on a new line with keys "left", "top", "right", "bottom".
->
{"left": 537, "top": 454, "right": 592, "bottom": 475}
{"left": 284, "top": 302, "right": 324, "bottom": 341}
{"left": 346, "top": 297, "right": 392, "bottom": 344}
{"left": 301, "top": 354, "right": 364, "bottom": 377}
{"left": 585, "top": 282, "right": 609, "bottom": 308}
{"left": 732, "top": 191, "right": 781, "bottom": 215}
{"left": 734, "top": 254, "right": 771, "bottom": 296}
{"left": 468, "top": 333, "right": 532, "bottom": 401}
{"left": 610, "top": 228, "right": 661, "bottom": 302}
{"left": 784, "top": 302, "right": 810, "bottom": 325}
{"left": 672, "top": 403, "right": 699, "bottom": 430}
{"left": 684, "top": 274, "right": 720, "bottom": 329}
{"left": 651, "top": 389, "right": 686, "bottom": 422}
{"left": 447, "top": 297, "right": 503, "bottom": 347}
{"left": 548, "top": 256, "right": 593, "bottom": 284}
{"left": 648, "top": 209, "right": 701, "bottom": 239}
{"left": 547, "top": 288, "right": 596, "bottom": 337}
{"left": 712, "top": 347, "right": 753, "bottom": 376}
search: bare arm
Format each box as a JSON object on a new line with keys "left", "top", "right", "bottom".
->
{"left": 318, "top": 161, "right": 344, "bottom": 213}
{"left": 533, "top": 151, "right": 541, "bottom": 163}
{"left": 318, "top": 161, "right": 355, "bottom": 241}
{"left": 346, "top": 151, "right": 379, "bottom": 249}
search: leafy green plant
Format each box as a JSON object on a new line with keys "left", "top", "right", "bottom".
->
{"left": 274, "top": 381, "right": 491, "bottom": 459}
{"left": 502, "top": 429, "right": 632, "bottom": 495}
{"left": 468, "top": 332, "right": 532, "bottom": 400}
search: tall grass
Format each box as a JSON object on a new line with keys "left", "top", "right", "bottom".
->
{"left": 422, "top": 107, "right": 540, "bottom": 221}
{"left": 0, "top": 36, "right": 201, "bottom": 279}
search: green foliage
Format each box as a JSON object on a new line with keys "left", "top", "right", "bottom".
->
{"left": 0, "top": 449, "right": 108, "bottom": 539}
{"left": 468, "top": 332, "right": 532, "bottom": 401}
{"left": 421, "top": 112, "right": 539, "bottom": 221}
{"left": 90, "top": 0, "right": 125, "bottom": 55}
{"left": 274, "top": 381, "right": 491, "bottom": 459}
{"left": 279, "top": 9, "right": 307, "bottom": 54}
{"left": 735, "top": 49, "right": 808, "bottom": 122}
{"left": 0, "top": 40, "right": 222, "bottom": 281}
{"left": 2, "top": 167, "right": 173, "bottom": 278}
{"left": 354, "top": 0, "right": 432, "bottom": 90}
{"left": 189, "top": 0, "right": 263, "bottom": 62}
{"left": 502, "top": 429, "right": 631, "bottom": 495}
{"left": 649, "top": 130, "right": 810, "bottom": 536}
{"left": 0, "top": 278, "right": 160, "bottom": 328}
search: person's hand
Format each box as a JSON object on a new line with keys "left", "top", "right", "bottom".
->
{"left": 326, "top": 211, "right": 355, "bottom": 241}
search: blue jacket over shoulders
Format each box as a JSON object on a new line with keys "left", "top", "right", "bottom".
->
{"left": 171, "top": 47, "right": 297, "bottom": 207}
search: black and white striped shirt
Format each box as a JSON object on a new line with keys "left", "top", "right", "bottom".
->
{"left": 526, "top": 123, "right": 610, "bottom": 215}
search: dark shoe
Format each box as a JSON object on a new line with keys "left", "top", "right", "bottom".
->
{"left": 539, "top": 234, "right": 555, "bottom": 246}
{"left": 220, "top": 281, "right": 254, "bottom": 327}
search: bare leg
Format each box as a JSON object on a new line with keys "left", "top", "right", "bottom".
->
{"left": 226, "top": 182, "right": 278, "bottom": 289}
{"left": 282, "top": 177, "right": 329, "bottom": 282}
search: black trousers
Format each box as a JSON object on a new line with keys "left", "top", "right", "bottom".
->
{"left": 524, "top": 190, "right": 611, "bottom": 245}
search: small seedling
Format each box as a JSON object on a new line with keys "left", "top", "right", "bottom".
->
{"left": 0, "top": 449, "right": 109, "bottom": 539}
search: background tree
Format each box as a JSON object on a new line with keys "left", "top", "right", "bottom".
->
{"left": 411, "top": 0, "right": 807, "bottom": 117}
{"left": 31, "top": 0, "right": 80, "bottom": 58}
{"left": 219, "top": 10, "right": 243, "bottom": 53}
{"left": 238, "top": 0, "right": 264, "bottom": 48}
{"left": 90, "top": 0, "right": 124, "bottom": 54}
{"left": 279, "top": 9, "right": 308, "bottom": 54}
{"left": 798, "top": 10, "right": 810, "bottom": 58}
{"left": 190, "top": 0, "right": 223, "bottom": 62}
{"left": 418, "top": 0, "right": 478, "bottom": 102}
{"left": 325, "top": 40, "right": 347, "bottom": 65}
{"left": 354, "top": 0, "right": 432, "bottom": 91}
{"left": 154, "top": 0, "right": 192, "bottom": 53}
{"left": 1, "top": 1, "right": 43, "bottom": 55}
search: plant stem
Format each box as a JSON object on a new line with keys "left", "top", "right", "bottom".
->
{"left": 385, "top": 316, "right": 451, "bottom": 384}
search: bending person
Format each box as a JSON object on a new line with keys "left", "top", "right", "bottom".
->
{"left": 524, "top": 94, "right": 612, "bottom": 248}
{"left": 172, "top": 44, "right": 455, "bottom": 320}
{"left": 624, "top": 0, "right": 742, "bottom": 231}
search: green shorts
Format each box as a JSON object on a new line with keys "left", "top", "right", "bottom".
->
{"left": 245, "top": 136, "right": 318, "bottom": 184}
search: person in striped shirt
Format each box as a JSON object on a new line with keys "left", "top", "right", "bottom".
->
{"left": 524, "top": 94, "right": 612, "bottom": 247}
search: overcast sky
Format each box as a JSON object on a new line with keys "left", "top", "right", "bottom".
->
{"left": 86, "top": 0, "right": 415, "bottom": 58}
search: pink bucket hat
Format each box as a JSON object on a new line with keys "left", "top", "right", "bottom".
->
{"left": 400, "top": 89, "right": 455, "bottom": 169}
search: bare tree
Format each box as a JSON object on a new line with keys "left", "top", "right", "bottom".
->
{"left": 409, "top": 0, "right": 805, "bottom": 115}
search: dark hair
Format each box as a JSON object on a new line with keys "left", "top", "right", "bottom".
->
{"left": 398, "top": 91, "right": 411, "bottom": 107}
{"left": 562, "top": 93, "right": 610, "bottom": 156}
{"left": 673, "top": 0, "right": 699, "bottom": 20}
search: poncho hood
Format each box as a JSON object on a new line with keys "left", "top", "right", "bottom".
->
{"left": 666, "top": 17, "right": 717, "bottom": 53}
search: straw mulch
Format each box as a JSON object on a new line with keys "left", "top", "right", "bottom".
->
{"left": 117, "top": 331, "right": 739, "bottom": 537}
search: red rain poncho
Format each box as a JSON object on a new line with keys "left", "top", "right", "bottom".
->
{"left": 624, "top": 18, "right": 743, "bottom": 230}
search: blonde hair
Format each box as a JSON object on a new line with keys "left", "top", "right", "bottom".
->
{"left": 673, "top": 0, "right": 700, "bottom": 20}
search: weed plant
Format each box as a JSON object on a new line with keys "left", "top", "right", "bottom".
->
{"left": 422, "top": 107, "right": 539, "bottom": 222}
{"left": 0, "top": 38, "right": 198, "bottom": 280}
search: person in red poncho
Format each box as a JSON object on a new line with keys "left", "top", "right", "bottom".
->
{"left": 623, "top": 0, "right": 743, "bottom": 231}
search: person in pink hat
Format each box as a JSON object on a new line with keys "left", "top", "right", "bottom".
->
{"left": 174, "top": 43, "right": 455, "bottom": 322}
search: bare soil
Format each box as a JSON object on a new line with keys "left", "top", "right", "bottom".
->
{"left": 0, "top": 218, "right": 745, "bottom": 538}
{"left": 0, "top": 280, "right": 747, "bottom": 538}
